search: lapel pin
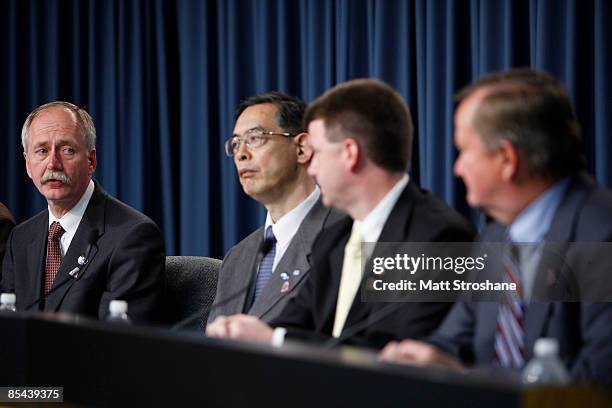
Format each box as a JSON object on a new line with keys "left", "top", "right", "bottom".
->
{"left": 78, "top": 255, "right": 88, "bottom": 266}
{"left": 292, "top": 269, "right": 300, "bottom": 276}
{"left": 280, "top": 281, "right": 290, "bottom": 293}
{"left": 68, "top": 267, "right": 80, "bottom": 278}
{"left": 280, "top": 272, "right": 290, "bottom": 281}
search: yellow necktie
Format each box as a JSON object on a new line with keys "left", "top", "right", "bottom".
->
{"left": 332, "top": 227, "right": 364, "bottom": 337}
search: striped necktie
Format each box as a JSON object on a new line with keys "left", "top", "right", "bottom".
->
{"left": 494, "top": 240, "right": 525, "bottom": 368}
{"left": 253, "top": 226, "right": 277, "bottom": 302}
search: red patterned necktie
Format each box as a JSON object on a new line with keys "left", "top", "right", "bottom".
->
{"left": 45, "top": 221, "right": 65, "bottom": 297}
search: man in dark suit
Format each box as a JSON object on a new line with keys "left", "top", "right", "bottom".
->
{"left": 207, "top": 79, "right": 474, "bottom": 348}
{"left": 380, "top": 69, "right": 612, "bottom": 385}
{"left": 1, "top": 101, "right": 164, "bottom": 324}
{"left": 207, "top": 92, "right": 341, "bottom": 326}
{"left": 0, "top": 202, "right": 15, "bottom": 265}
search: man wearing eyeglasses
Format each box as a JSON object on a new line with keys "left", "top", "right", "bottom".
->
{"left": 207, "top": 80, "right": 474, "bottom": 348}
{"left": 207, "top": 92, "right": 342, "bottom": 327}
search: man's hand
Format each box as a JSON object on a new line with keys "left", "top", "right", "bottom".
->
{"left": 379, "top": 339, "right": 464, "bottom": 371}
{"left": 206, "top": 314, "right": 274, "bottom": 344}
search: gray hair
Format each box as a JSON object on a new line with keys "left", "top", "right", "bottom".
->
{"left": 21, "top": 101, "right": 96, "bottom": 152}
{"left": 457, "top": 69, "right": 584, "bottom": 181}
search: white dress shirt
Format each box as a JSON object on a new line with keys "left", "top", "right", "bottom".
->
{"left": 48, "top": 179, "right": 95, "bottom": 256}
{"left": 351, "top": 174, "right": 409, "bottom": 259}
{"left": 264, "top": 186, "right": 320, "bottom": 271}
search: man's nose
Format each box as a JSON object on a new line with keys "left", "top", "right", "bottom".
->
{"left": 46, "top": 149, "right": 63, "bottom": 170}
{"left": 235, "top": 141, "right": 250, "bottom": 161}
{"left": 453, "top": 155, "right": 462, "bottom": 177}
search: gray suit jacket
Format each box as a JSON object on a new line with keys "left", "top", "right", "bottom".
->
{"left": 208, "top": 200, "right": 342, "bottom": 324}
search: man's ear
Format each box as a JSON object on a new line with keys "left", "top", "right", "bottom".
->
{"left": 294, "top": 133, "right": 313, "bottom": 164}
{"left": 342, "top": 137, "right": 361, "bottom": 173}
{"left": 88, "top": 149, "right": 98, "bottom": 174}
{"left": 498, "top": 139, "right": 519, "bottom": 182}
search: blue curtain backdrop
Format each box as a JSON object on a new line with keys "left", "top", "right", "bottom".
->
{"left": 1, "top": 0, "right": 610, "bottom": 258}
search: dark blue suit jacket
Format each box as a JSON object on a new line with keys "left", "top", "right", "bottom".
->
{"left": 427, "top": 172, "right": 612, "bottom": 385}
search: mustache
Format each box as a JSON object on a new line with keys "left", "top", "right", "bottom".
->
{"left": 41, "top": 170, "right": 71, "bottom": 185}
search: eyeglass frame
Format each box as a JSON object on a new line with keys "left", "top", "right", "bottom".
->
{"left": 224, "top": 129, "right": 298, "bottom": 157}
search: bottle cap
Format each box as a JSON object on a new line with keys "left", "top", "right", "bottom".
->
{"left": 0, "top": 293, "right": 16, "bottom": 305}
{"left": 109, "top": 299, "right": 128, "bottom": 314}
{"left": 534, "top": 337, "right": 559, "bottom": 357}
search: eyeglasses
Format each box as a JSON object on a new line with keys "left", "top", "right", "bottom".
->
{"left": 224, "top": 129, "right": 296, "bottom": 157}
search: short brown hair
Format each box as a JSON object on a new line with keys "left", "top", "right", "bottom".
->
{"left": 304, "top": 79, "right": 413, "bottom": 172}
{"left": 457, "top": 68, "right": 585, "bottom": 180}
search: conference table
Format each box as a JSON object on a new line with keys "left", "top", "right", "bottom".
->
{"left": 0, "top": 313, "right": 610, "bottom": 407}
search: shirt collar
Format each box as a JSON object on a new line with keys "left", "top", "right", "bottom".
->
{"left": 508, "top": 177, "right": 571, "bottom": 243}
{"left": 354, "top": 173, "right": 409, "bottom": 244}
{"left": 264, "top": 186, "right": 320, "bottom": 250}
{"left": 48, "top": 179, "right": 95, "bottom": 234}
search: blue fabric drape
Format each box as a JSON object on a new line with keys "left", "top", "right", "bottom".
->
{"left": 1, "top": 0, "right": 611, "bottom": 258}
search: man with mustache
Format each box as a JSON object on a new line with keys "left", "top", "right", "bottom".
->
{"left": 0, "top": 101, "right": 164, "bottom": 324}
{"left": 207, "top": 92, "right": 341, "bottom": 328}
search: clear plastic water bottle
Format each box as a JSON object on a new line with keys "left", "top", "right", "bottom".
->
{"left": 521, "top": 338, "right": 570, "bottom": 385}
{"left": 0, "top": 293, "right": 17, "bottom": 312}
{"left": 106, "top": 300, "right": 131, "bottom": 324}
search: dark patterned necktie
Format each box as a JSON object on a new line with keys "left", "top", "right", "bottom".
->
{"left": 45, "top": 221, "right": 65, "bottom": 297}
{"left": 253, "top": 226, "right": 277, "bottom": 302}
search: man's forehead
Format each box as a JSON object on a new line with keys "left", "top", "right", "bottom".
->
{"left": 234, "top": 103, "right": 279, "bottom": 130}
{"left": 30, "top": 107, "right": 79, "bottom": 132}
{"left": 28, "top": 108, "right": 85, "bottom": 150}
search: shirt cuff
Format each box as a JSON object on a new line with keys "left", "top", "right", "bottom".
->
{"left": 271, "top": 327, "right": 287, "bottom": 348}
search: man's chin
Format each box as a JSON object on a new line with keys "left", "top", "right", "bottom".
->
{"left": 241, "top": 180, "right": 262, "bottom": 196}
{"left": 465, "top": 192, "right": 480, "bottom": 209}
{"left": 39, "top": 185, "right": 71, "bottom": 201}
{"left": 320, "top": 193, "right": 335, "bottom": 209}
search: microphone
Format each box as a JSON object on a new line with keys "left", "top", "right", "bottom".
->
{"left": 323, "top": 301, "right": 408, "bottom": 349}
{"left": 23, "top": 229, "right": 99, "bottom": 312}
{"left": 171, "top": 236, "right": 271, "bottom": 330}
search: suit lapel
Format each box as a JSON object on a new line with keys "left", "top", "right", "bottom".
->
{"left": 522, "top": 303, "right": 552, "bottom": 361}
{"left": 519, "top": 175, "right": 589, "bottom": 347}
{"left": 322, "top": 233, "right": 350, "bottom": 331}
{"left": 45, "top": 183, "right": 106, "bottom": 311}
{"left": 251, "top": 202, "right": 331, "bottom": 319}
{"left": 222, "top": 228, "right": 263, "bottom": 315}
{"left": 25, "top": 213, "right": 48, "bottom": 310}
{"left": 250, "top": 239, "right": 310, "bottom": 318}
